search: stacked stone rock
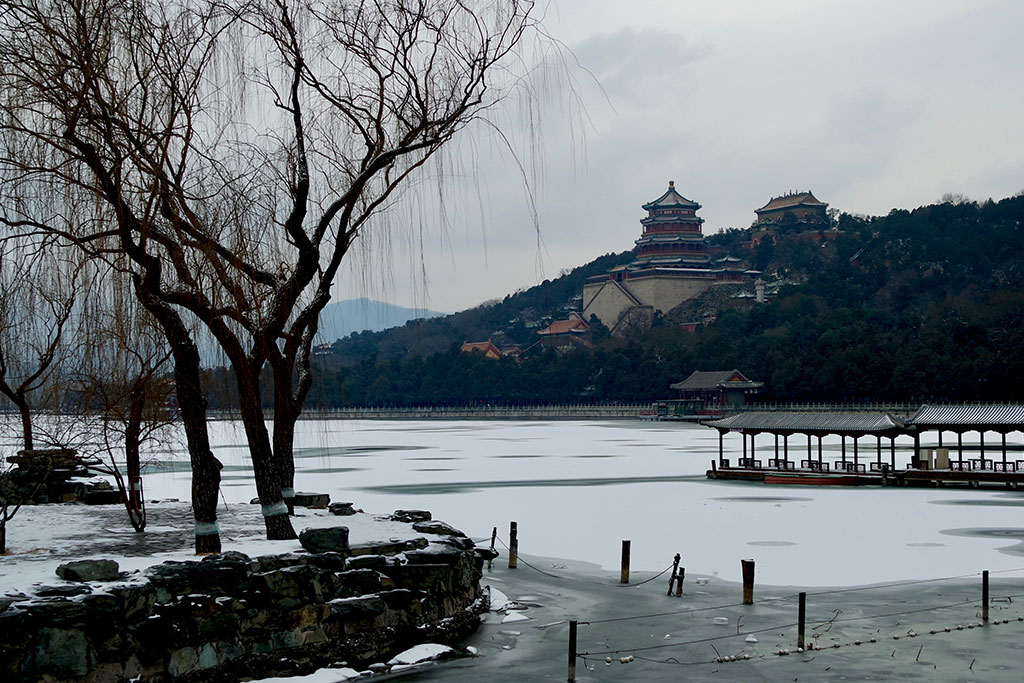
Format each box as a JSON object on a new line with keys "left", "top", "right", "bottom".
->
{"left": 0, "top": 511, "right": 488, "bottom": 682}
{"left": 1, "top": 449, "right": 120, "bottom": 505}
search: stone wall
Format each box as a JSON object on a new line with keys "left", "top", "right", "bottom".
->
{"left": 0, "top": 520, "right": 487, "bottom": 682}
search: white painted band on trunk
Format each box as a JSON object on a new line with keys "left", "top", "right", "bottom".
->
{"left": 261, "top": 502, "right": 288, "bottom": 517}
{"left": 281, "top": 487, "right": 295, "bottom": 498}
{"left": 194, "top": 522, "right": 220, "bottom": 536}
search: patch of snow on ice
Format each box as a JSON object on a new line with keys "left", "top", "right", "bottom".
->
{"left": 387, "top": 643, "right": 453, "bottom": 666}
{"left": 501, "top": 612, "right": 530, "bottom": 623}
{"left": 487, "top": 586, "right": 511, "bottom": 611}
{"left": 245, "top": 667, "right": 360, "bottom": 682}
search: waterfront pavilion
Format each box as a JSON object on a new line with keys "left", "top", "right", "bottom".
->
{"left": 906, "top": 404, "right": 1024, "bottom": 472}
{"left": 707, "top": 411, "right": 909, "bottom": 472}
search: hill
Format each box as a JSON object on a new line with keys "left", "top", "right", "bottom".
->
{"left": 303, "top": 194, "right": 1024, "bottom": 406}
{"left": 316, "top": 298, "right": 445, "bottom": 340}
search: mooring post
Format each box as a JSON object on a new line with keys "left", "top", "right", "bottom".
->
{"left": 509, "top": 521, "right": 518, "bottom": 569}
{"left": 668, "top": 553, "right": 681, "bottom": 596}
{"left": 620, "top": 540, "right": 631, "bottom": 584}
{"left": 982, "top": 570, "right": 989, "bottom": 622}
{"left": 798, "top": 591, "right": 806, "bottom": 649}
{"left": 567, "top": 620, "right": 578, "bottom": 682}
{"left": 488, "top": 526, "right": 497, "bottom": 570}
{"left": 741, "top": 559, "right": 755, "bottom": 604}
{"left": 676, "top": 566, "right": 685, "bottom": 596}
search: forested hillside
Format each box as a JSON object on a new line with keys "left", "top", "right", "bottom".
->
{"left": 301, "top": 195, "right": 1024, "bottom": 406}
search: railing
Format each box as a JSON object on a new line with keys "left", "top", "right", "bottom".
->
{"left": 736, "top": 401, "right": 921, "bottom": 415}
{"left": 294, "top": 403, "right": 654, "bottom": 420}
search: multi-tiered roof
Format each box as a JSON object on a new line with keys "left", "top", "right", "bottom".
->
{"left": 631, "top": 181, "right": 710, "bottom": 270}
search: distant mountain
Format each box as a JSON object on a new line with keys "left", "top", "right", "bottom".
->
{"left": 316, "top": 298, "right": 445, "bottom": 342}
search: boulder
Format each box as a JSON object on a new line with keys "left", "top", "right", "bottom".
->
{"left": 298, "top": 527, "right": 350, "bottom": 555}
{"left": 329, "top": 502, "right": 357, "bottom": 516}
{"left": 35, "top": 584, "right": 93, "bottom": 597}
{"left": 81, "top": 487, "right": 123, "bottom": 505}
{"left": 293, "top": 492, "right": 330, "bottom": 509}
{"left": 412, "top": 520, "right": 467, "bottom": 537}
{"left": 391, "top": 509, "right": 431, "bottom": 523}
{"left": 56, "top": 559, "right": 120, "bottom": 582}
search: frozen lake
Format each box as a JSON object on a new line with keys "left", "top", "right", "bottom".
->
{"left": 145, "top": 419, "right": 1024, "bottom": 587}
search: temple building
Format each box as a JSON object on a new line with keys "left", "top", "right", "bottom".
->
{"left": 754, "top": 191, "right": 828, "bottom": 227}
{"left": 582, "top": 181, "right": 756, "bottom": 335}
{"left": 669, "top": 369, "right": 763, "bottom": 412}
{"left": 460, "top": 340, "right": 502, "bottom": 359}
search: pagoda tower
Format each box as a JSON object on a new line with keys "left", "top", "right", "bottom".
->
{"left": 582, "top": 180, "right": 757, "bottom": 336}
{"left": 631, "top": 180, "right": 710, "bottom": 269}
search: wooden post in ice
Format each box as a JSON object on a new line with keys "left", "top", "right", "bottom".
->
{"left": 676, "top": 566, "right": 684, "bottom": 597}
{"left": 982, "top": 570, "right": 989, "bottom": 622}
{"left": 741, "top": 559, "right": 755, "bottom": 604}
{"left": 509, "top": 521, "right": 518, "bottom": 569}
{"left": 488, "top": 526, "right": 497, "bottom": 570}
{"left": 797, "top": 592, "right": 806, "bottom": 649}
{"left": 620, "top": 540, "right": 631, "bottom": 584}
{"left": 667, "top": 553, "right": 681, "bottom": 596}
{"left": 567, "top": 620, "right": 578, "bottom": 682}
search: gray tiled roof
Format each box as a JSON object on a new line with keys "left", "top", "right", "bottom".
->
{"left": 908, "top": 404, "right": 1024, "bottom": 428}
{"left": 708, "top": 411, "right": 906, "bottom": 434}
{"left": 642, "top": 182, "right": 700, "bottom": 211}
{"left": 670, "top": 370, "right": 760, "bottom": 391}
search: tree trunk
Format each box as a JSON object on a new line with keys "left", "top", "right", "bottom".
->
{"left": 0, "top": 521, "right": 6, "bottom": 555}
{"left": 123, "top": 382, "right": 146, "bottom": 531}
{"left": 236, "top": 361, "right": 296, "bottom": 540}
{"left": 174, "top": 347, "right": 223, "bottom": 553}
{"left": 272, "top": 371, "right": 298, "bottom": 515}
{"left": 140, "top": 294, "right": 222, "bottom": 553}
{"left": 16, "top": 394, "right": 32, "bottom": 451}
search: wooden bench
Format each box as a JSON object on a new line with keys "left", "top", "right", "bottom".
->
{"left": 768, "top": 459, "right": 794, "bottom": 470}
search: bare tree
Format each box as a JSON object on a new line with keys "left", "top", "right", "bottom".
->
{"left": 0, "top": 239, "right": 83, "bottom": 553}
{"left": 0, "top": 0, "right": 548, "bottom": 545}
{"left": 0, "top": 241, "right": 82, "bottom": 451}
{"left": 65, "top": 274, "right": 178, "bottom": 532}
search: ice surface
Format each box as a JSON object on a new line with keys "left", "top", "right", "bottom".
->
{"left": 158, "top": 418, "right": 1024, "bottom": 587}
{"left": 6, "top": 419, "right": 1024, "bottom": 593}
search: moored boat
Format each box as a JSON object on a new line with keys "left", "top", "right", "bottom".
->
{"left": 764, "top": 472, "right": 859, "bottom": 486}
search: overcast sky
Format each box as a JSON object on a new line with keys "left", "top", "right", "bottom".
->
{"left": 335, "top": 0, "right": 1024, "bottom": 316}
